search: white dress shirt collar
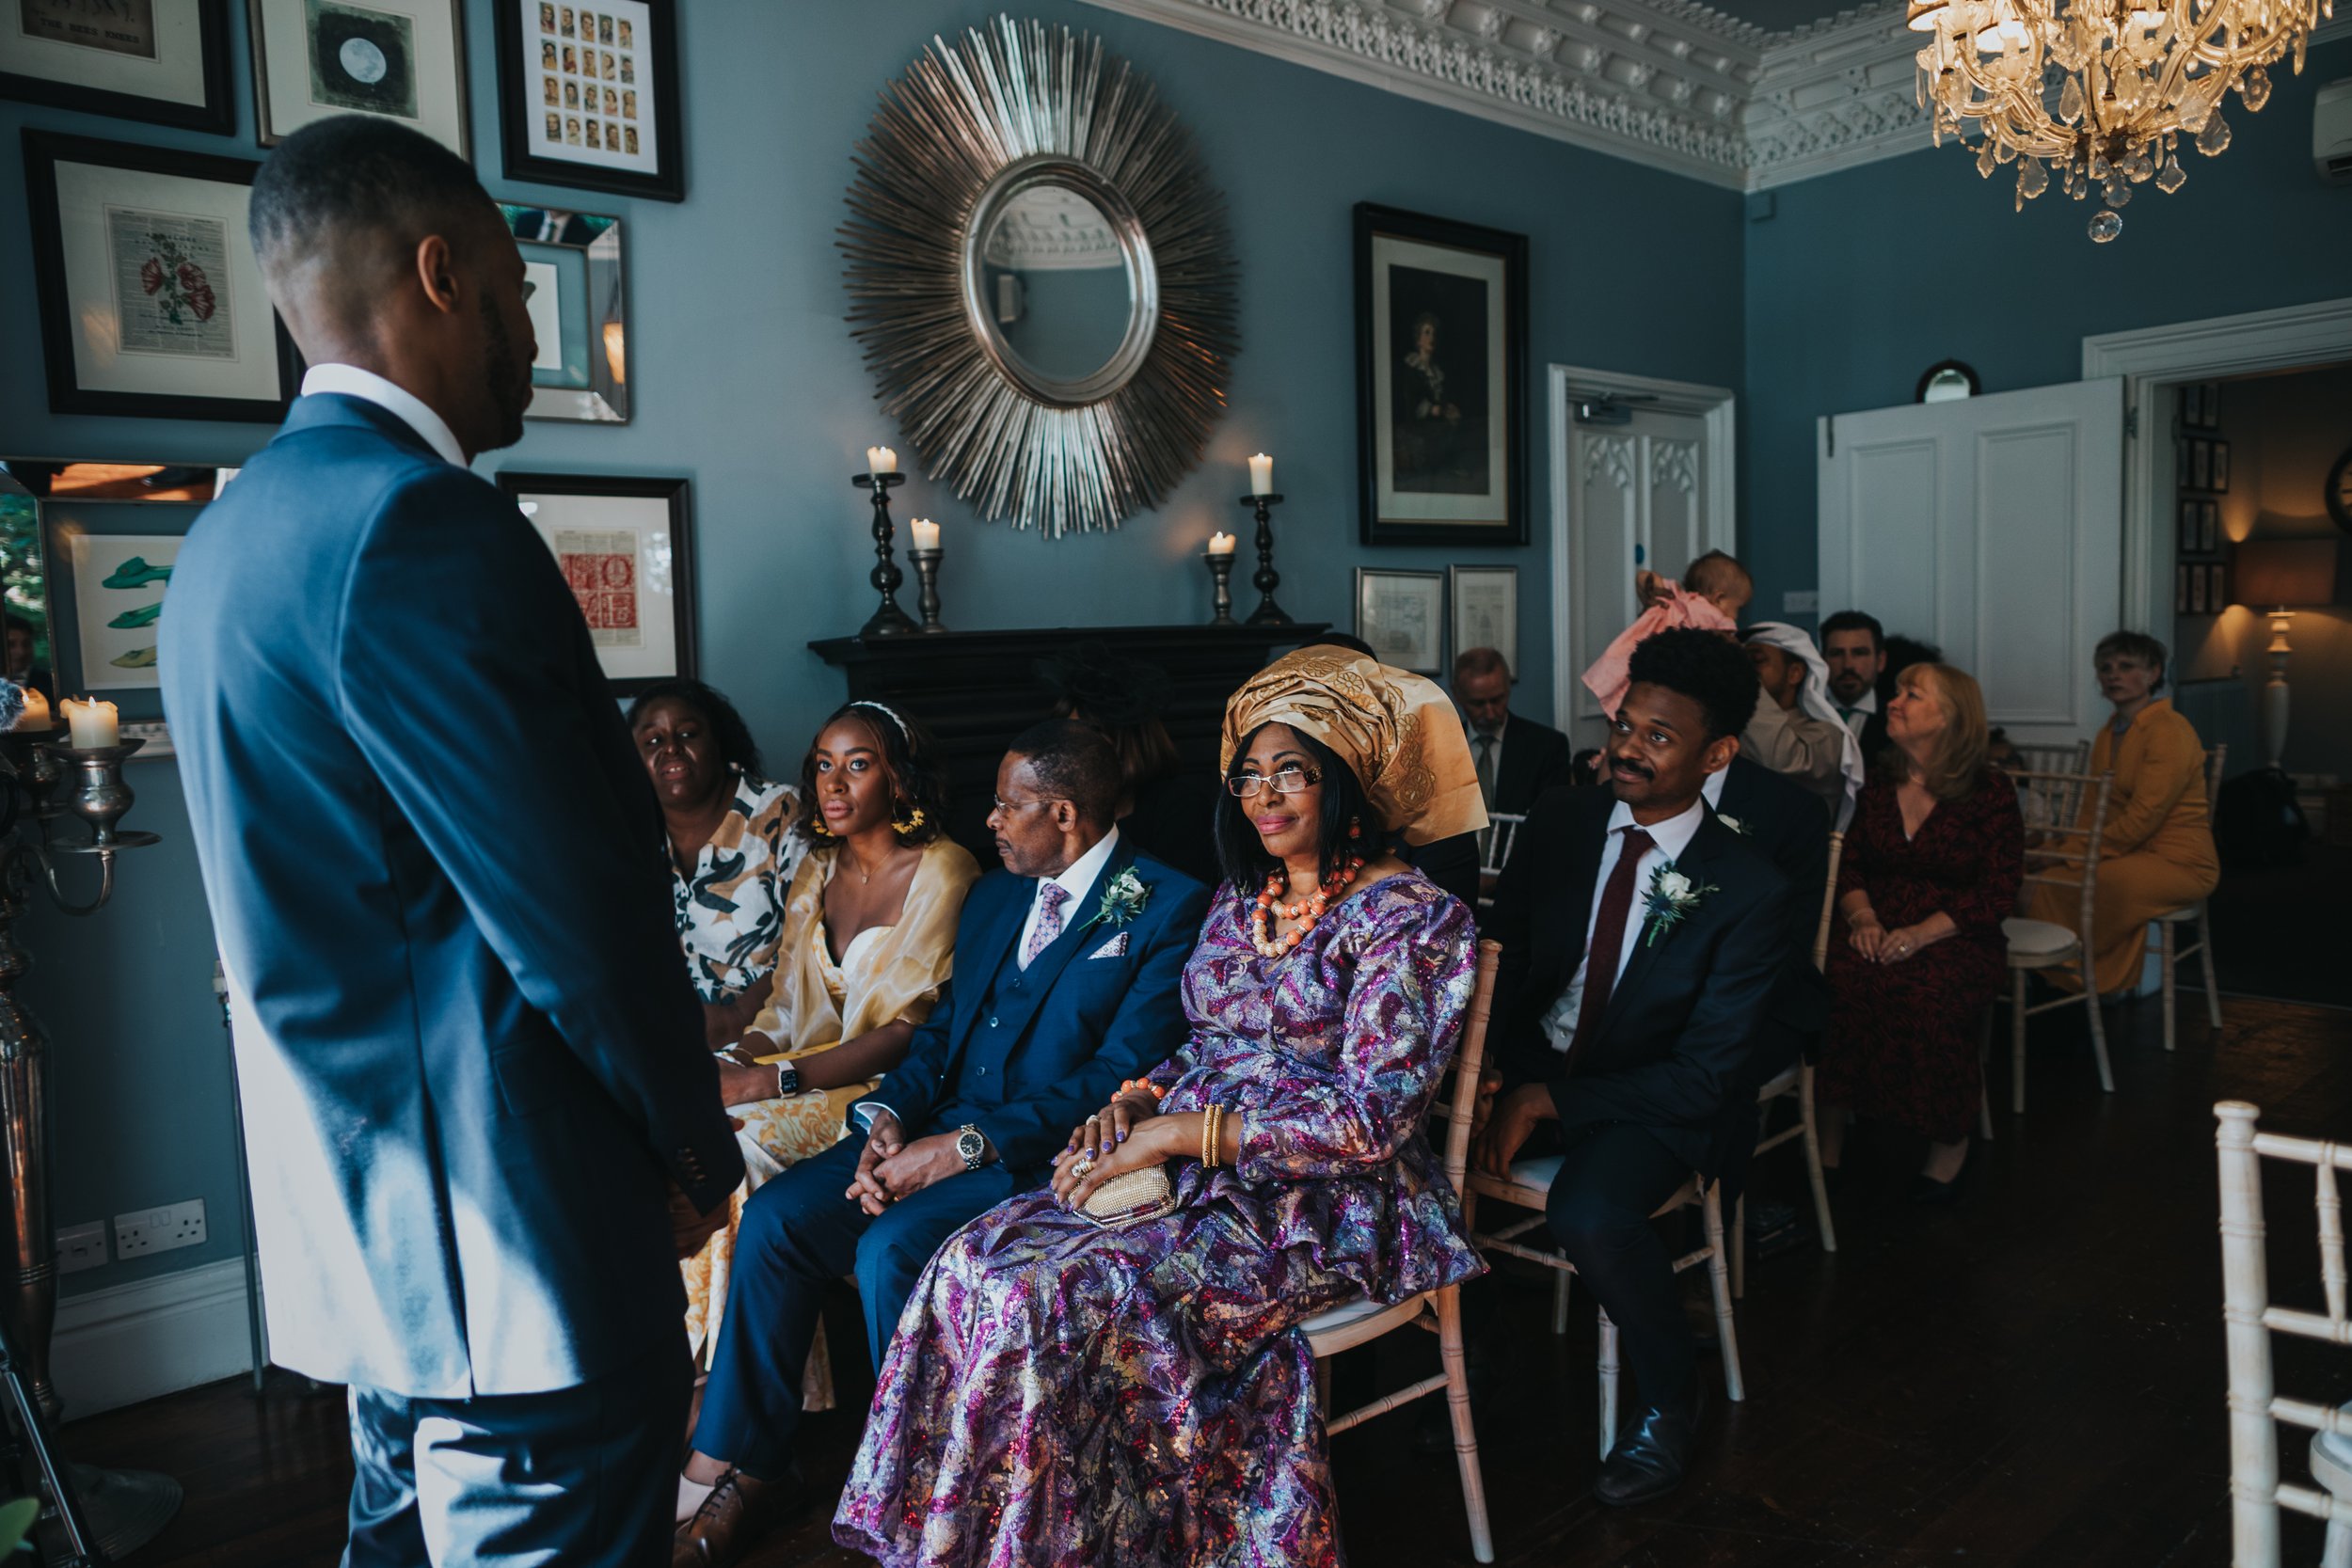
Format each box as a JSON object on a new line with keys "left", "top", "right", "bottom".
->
{"left": 1605, "top": 794, "right": 1708, "bottom": 863}
{"left": 1021, "top": 825, "right": 1120, "bottom": 962}
{"left": 1702, "top": 768, "right": 1728, "bottom": 808}
{"left": 301, "top": 364, "right": 469, "bottom": 470}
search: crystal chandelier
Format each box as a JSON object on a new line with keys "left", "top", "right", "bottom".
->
{"left": 1909, "top": 0, "right": 2332, "bottom": 240}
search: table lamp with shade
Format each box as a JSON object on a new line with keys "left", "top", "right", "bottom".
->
{"left": 2232, "top": 538, "right": 2344, "bottom": 770}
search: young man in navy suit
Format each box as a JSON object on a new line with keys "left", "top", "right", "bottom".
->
{"left": 162, "top": 119, "right": 740, "bottom": 1567}
{"left": 675, "top": 720, "right": 1209, "bottom": 1568}
{"left": 1478, "top": 630, "right": 1795, "bottom": 1507}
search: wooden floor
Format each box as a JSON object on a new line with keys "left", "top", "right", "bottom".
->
{"left": 63, "top": 990, "right": 2351, "bottom": 1568}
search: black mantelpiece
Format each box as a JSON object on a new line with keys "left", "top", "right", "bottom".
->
{"left": 810, "top": 624, "right": 1327, "bottom": 857}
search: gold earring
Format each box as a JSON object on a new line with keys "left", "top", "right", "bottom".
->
{"left": 892, "top": 804, "right": 926, "bottom": 835}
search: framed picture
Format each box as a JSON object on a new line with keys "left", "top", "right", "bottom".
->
{"left": 495, "top": 473, "right": 692, "bottom": 691}
{"left": 249, "top": 0, "right": 469, "bottom": 154}
{"left": 2211, "top": 440, "right": 2230, "bottom": 493}
{"left": 1354, "top": 566, "right": 1445, "bottom": 676}
{"left": 42, "top": 483, "right": 219, "bottom": 721}
{"left": 22, "top": 131, "right": 300, "bottom": 421}
{"left": 2189, "top": 438, "right": 2211, "bottom": 492}
{"left": 2177, "top": 497, "right": 2200, "bottom": 557}
{"left": 505, "top": 203, "right": 628, "bottom": 422}
{"left": 1354, "top": 204, "right": 1527, "bottom": 547}
{"left": 2201, "top": 500, "right": 2219, "bottom": 555}
{"left": 1448, "top": 564, "right": 1518, "bottom": 677}
{"left": 2175, "top": 562, "right": 2191, "bottom": 615}
{"left": 2208, "top": 562, "right": 2229, "bottom": 612}
{"left": 2190, "top": 563, "right": 2208, "bottom": 614}
{"left": 495, "top": 0, "right": 680, "bottom": 201}
{"left": 2176, "top": 438, "right": 2191, "bottom": 490}
{"left": 2178, "top": 384, "right": 2201, "bottom": 428}
{"left": 1, "top": 0, "right": 231, "bottom": 133}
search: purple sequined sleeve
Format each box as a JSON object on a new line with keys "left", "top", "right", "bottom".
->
{"left": 1232, "top": 887, "right": 1474, "bottom": 1183}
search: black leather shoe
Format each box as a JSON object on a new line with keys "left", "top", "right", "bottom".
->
{"left": 1593, "top": 1386, "right": 1703, "bottom": 1507}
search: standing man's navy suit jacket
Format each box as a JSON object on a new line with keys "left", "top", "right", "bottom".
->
{"left": 162, "top": 393, "right": 742, "bottom": 1400}
{"left": 863, "top": 837, "right": 1209, "bottom": 1180}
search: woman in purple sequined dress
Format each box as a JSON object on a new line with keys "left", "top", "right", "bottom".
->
{"left": 834, "top": 649, "right": 1492, "bottom": 1568}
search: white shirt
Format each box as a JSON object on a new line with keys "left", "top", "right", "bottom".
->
{"left": 1541, "top": 797, "right": 1708, "bottom": 1053}
{"left": 1019, "top": 826, "right": 1120, "bottom": 967}
{"left": 301, "top": 363, "right": 468, "bottom": 470}
{"left": 1835, "top": 688, "right": 1879, "bottom": 738}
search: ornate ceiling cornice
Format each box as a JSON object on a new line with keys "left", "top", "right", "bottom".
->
{"left": 1078, "top": 0, "right": 2352, "bottom": 191}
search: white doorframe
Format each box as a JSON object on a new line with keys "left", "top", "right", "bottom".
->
{"left": 2082, "top": 296, "right": 2352, "bottom": 632}
{"left": 1546, "top": 364, "right": 1737, "bottom": 735}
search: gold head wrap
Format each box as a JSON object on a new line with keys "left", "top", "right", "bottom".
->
{"left": 1219, "top": 648, "right": 1489, "bottom": 847}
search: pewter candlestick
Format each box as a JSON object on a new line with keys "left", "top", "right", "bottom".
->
{"left": 909, "top": 548, "right": 946, "bottom": 633}
{"left": 1240, "top": 493, "right": 1289, "bottom": 626}
{"left": 852, "top": 471, "right": 918, "bottom": 638}
{"left": 1204, "top": 550, "right": 1236, "bottom": 626}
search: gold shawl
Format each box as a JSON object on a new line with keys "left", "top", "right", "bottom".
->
{"left": 1220, "top": 648, "right": 1488, "bottom": 846}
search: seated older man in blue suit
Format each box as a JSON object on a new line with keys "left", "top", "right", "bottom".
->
{"left": 674, "top": 719, "right": 1208, "bottom": 1568}
{"left": 159, "top": 119, "right": 740, "bottom": 1567}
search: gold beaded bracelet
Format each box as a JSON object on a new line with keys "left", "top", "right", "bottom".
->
{"left": 1200, "top": 1102, "right": 1225, "bottom": 1171}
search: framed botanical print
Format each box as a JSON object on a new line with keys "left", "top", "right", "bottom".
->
{"left": 1354, "top": 567, "right": 1445, "bottom": 676}
{"left": 505, "top": 202, "right": 628, "bottom": 422}
{"left": 495, "top": 473, "right": 692, "bottom": 692}
{"left": 22, "top": 131, "right": 300, "bottom": 421}
{"left": 248, "top": 0, "right": 469, "bottom": 154}
{"left": 1448, "top": 564, "right": 1517, "bottom": 677}
{"left": 495, "top": 0, "right": 680, "bottom": 201}
{"left": 1354, "top": 203, "right": 1528, "bottom": 547}
{"left": 42, "top": 487, "right": 217, "bottom": 721}
{"left": 1, "top": 0, "right": 232, "bottom": 133}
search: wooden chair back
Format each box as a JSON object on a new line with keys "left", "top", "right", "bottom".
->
{"left": 2012, "top": 769, "right": 2113, "bottom": 942}
{"left": 2011, "top": 740, "right": 2094, "bottom": 827}
{"left": 1438, "top": 941, "right": 1502, "bottom": 1194}
{"left": 1477, "top": 814, "right": 1527, "bottom": 888}
{"left": 2214, "top": 1101, "right": 2352, "bottom": 1563}
{"left": 2202, "top": 743, "right": 2228, "bottom": 822}
{"left": 1812, "top": 830, "right": 1846, "bottom": 973}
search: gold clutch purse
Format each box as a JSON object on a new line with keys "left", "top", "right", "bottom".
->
{"left": 1079, "top": 1163, "right": 1176, "bottom": 1228}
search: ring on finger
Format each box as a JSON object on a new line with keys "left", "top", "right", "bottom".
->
{"left": 1071, "top": 1157, "right": 1097, "bottom": 1180}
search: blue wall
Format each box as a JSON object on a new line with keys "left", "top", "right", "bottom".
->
{"left": 1739, "top": 37, "right": 2352, "bottom": 629}
{"left": 1, "top": 0, "right": 1742, "bottom": 1296}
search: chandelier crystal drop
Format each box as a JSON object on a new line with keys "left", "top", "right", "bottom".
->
{"left": 1909, "top": 0, "right": 2329, "bottom": 240}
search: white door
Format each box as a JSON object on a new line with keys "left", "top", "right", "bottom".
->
{"left": 1560, "top": 404, "right": 1729, "bottom": 743}
{"left": 1817, "top": 379, "right": 2124, "bottom": 745}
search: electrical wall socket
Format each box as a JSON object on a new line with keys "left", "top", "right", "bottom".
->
{"left": 57, "top": 1221, "right": 107, "bottom": 1275}
{"left": 114, "top": 1199, "right": 206, "bottom": 1259}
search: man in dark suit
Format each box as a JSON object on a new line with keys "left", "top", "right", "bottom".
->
{"left": 1454, "top": 644, "right": 1575, "bottom": 820}
{"left": 1707, "top": 752, "right": 1833, "bottom": 1093}
{"left": 1820, "top": 610, "right": 1891, "bottom": 762}
{"left": 161, "top": 119, "right": 741, "bottom": 1567}
{"left": 1477, "top": 629, "right": 1792, "bottom": 1507}
{"left": 675, "top": 720, "right": 1209, "bottom": 1567}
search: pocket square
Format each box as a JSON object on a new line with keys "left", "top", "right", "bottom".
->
{"left": 1088, "top": 931, "right": 1129, "bottom": 959}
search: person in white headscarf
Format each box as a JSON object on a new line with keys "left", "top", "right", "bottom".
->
{"left": 1740, "top": 622, "right": 1866, "bottom": 825}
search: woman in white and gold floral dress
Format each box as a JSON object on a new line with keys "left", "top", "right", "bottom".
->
{"left": 680, "top": 701, "right": 977, "bottom": 1401}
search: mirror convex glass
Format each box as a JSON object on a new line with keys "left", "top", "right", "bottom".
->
{"left": 978, "top": 184, "right": 1137, "bottom": 385}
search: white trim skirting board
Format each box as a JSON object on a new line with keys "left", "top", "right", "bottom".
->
{"left": 53, "top": 1257, "right": 258, "bottom": 1418}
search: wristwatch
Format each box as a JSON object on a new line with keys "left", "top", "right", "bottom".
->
{"left": 772, "top": 1060, "right": 801, "bottom": 1098}
{"left": 955, "top": 1123, "right": 987, "bottom": 1173}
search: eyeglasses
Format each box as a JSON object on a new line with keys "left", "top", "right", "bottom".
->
{"left": 1225, "top": 766, "right": 1320, "bottom": 799}
{"left": 991, "top": 795, "right": 1067, "bottom": 813}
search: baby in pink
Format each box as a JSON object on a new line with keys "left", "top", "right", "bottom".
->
{"left": 1582, "top": 550, "right": 1754, "bottom": 717}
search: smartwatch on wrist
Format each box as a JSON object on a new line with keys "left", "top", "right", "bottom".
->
{"left": 955, "top": 1124, "right": 986, "bottom": 1173}
{"left": 773, "top": 1060, "right": 801, "bottom": 1098}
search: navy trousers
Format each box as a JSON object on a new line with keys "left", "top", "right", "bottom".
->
{"left": 1545, "top": 1123, "right": 1697, "bottom": 1416}
{"left": 342, "top": 1339, "right": 689, "bottom": 1568}
{"left": 691, "top": 1133, "right": 1018, "bottom": 1480}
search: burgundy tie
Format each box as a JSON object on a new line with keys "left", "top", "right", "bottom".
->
{"left": 1567, "top": 826, "right": 1657, "bottom": 1062}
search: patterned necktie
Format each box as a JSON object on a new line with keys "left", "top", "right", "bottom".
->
{"left": 1473, "top": 733, "right": 1497, "bottom": 807}
{"left": 1567, "top": 826, "right": 1657, "bottom": 1061}
{"left": 1022, "top": 882, "right": 1070, "bottom": 970}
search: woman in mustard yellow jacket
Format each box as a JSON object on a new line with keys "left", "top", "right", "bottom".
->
{"left": 2029, "top": 631, "right": 2220, "bottom": 994}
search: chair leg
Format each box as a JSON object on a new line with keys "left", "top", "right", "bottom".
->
{"left": 2325, "top": 1516, "right": 2351, "bottom": 1568}
{"left": 2011, "top": 974, "right": 2029, "bottom": 1116}
{"left": 1701, "top": 1184, "right": 1745, "bottom": 1403}
{"left": 1976, "top": 1011, "right": 1995, "bottom": 1142}
{"left": 2160, "top": 918, "right": 2178, "bottom": 1052}
{"left": 1433, "top": 1286, "right": 1495, "bottom": 1564}
{"left": 2085, "top": 960, "right": 2114, "bottom": 1094}
{"left": 1596, "top": 1308, "right": 1619, "bottom": 1461}
{"left": 1551, "top": 1262, "right": 1571, "bottom": 1337}
{"left": 2199, "top": 904, "right": 2224, "bottom": 1032}
{"left": 1731, "top": 1192, "right": 1746, "bottom": 1301}
{"left": 1800, "top": 1065, "right": 1838, "bottom": 1251}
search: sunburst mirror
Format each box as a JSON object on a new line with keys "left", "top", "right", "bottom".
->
{"left": 839, "top": 16, "right": 1238, "bottom": 537}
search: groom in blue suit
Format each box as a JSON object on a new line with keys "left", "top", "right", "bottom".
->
{"left": 675, "top": 719, "right": 1209, "bottom": 1568}
{"left": 160, "top": 119, "right": 740, "bottom": 1566}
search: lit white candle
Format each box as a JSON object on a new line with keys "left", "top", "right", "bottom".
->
{"left": 61, "top": 697, "right": 118, "bottom": 750}
{"left": 1248, "top": 453, "right": 1274, "bottom": 496}
{"left": 866, "top": 445, "right": 898, "bottom": 477}
{"left": 911, "top": 518, "right": 940, "bottom": 551}
{"left": 1207, "top": 531, "right": 1236, "bottom": 557}
{"left": 13, "top": 688, "right": 51, "bottom": 733}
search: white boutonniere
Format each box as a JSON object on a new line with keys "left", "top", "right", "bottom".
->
{"left": 1640, "top": 861, "right": 1719, "bottom": 947}
{"left": 1093, "top": 866, "right": 1150, "bottom": 929}
{"left": 1717, "top": 813, "right": 1750, "bottom": 836}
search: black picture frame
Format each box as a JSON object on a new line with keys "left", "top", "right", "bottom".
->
{"left": 0, "top": 0, "right": 233, "bottom": 135}
{"left": 249, "top": 0, "right": 472, "bottom": 156}
{"left": 2175, "top": 562, "right": 2191, "bottom": 615}
{"left": 2178, "top": 497, "right": 2200, "bottom": 557}
{"left": 2211, "top": 439, "right": 2231, "bottom": 493}
{"left": 40, "top": 477, "right": 221, "bottom": 724}
{"left": 495, "top": 0, "right": 683, "bottom": 202}
{"left": 1354, "top": 203, "right": 1528, "bottom": 547}
{"left": 21, "top": 130, "right": 302, "bottom": 422}
{"left": 493, "top": 471, "right": 694, "bottom": 692}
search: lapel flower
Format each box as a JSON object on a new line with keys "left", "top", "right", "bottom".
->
{"left": 1093, "top": 865, "right": 1150, "bottom": 929}
{"left": 1717, "top": 813, "right": 1750, "bottom": 836}
{"left": 1640, "top": 860, "right": 1720, "bottom": 947}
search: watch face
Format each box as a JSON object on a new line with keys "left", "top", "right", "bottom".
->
{"left": 958, "top": 1129, "right": 985, "bottom": 1158}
